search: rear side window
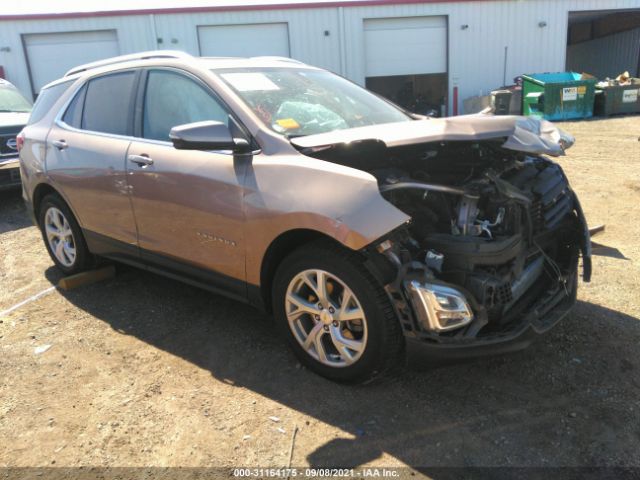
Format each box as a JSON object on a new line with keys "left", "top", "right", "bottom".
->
{"left": 28, "top": 80, "right": 73, "bottom": 125}
{"left": 142, "top": 70, "right": 229, "bottom": 141}
{"left": 81, "top": 71, "right": 136, "bottom": 136}
{"left": 62, "top": 84, "right": 86, "bottom": 128}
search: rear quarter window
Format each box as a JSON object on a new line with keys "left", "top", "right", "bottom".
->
{"left": 28, "top": 80, "right": 73, "bottom": 125}
{"left": 62, "top": 84, "right": 87, "bottom": 129}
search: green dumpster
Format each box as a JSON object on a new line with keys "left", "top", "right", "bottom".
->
{"left": 594, "top": 79, "right": 640, "bottom": 116}
{"left": 522, "top": 72, "right": 597, "bottom": 121}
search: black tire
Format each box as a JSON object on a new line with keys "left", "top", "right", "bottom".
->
{"left": 38, "top": 193, "right": 94, "bottom": 275}
{"left": 272, "top": 239, "right": 405, "bottom": 383}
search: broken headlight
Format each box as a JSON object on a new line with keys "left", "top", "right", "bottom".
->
{"left": 406, "top": 281, "right": 474, "bottom": 332}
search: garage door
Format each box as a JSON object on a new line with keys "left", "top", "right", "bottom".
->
{"left": 364, "top": 16, "right": 447, "bottom": 77}
{"left": 198, "top": 23, "right": 290, "bottom": 58}
{"left": 24, "top": 30, "right": 119, "bottom": 95}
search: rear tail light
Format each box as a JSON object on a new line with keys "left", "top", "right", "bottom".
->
{"left": 16, "top": 130, "right": 25, "bottom": 152}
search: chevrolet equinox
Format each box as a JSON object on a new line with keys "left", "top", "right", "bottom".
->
{"left": 19, "top": 51, "right": 591, "bottom": 383}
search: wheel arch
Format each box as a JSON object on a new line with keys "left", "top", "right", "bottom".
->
{"left": 32, "top": 182, "right": 86, "bottom": 228}
{"left": 32, "top": 183, "right": 60, "bottom": 222}
{"left": 258, "top": 228, "right": 347, "bottom": 313}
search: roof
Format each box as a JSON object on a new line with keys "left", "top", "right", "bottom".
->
{"left": 0, "top": 0, "right": 483, "bottom": 20}
{"left": 41, "top": 52, "right": 316, "bottom": 91}
{"left": 64, "top": 51, "right": 313, "bottom": 76}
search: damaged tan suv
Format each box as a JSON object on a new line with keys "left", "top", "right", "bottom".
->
{"left": 20, "top": 51, "right": 591, "bottom": 382}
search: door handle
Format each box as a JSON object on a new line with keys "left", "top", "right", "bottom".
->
{"left": 128, "top": 154, "right": 154, "bottom": 167}
{"left": 52, "top": 140, "right": 68, "bottom": 150}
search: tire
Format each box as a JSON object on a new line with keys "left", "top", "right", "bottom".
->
{"left": 272, "top": 240, "right": 405, "bottom": 383}
{"left": 38, "top": 193, "right": 94, "bottom": 275}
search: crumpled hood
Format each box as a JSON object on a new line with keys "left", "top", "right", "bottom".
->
{"left": 291, "top": 114, "right": 574, "bottom": 157}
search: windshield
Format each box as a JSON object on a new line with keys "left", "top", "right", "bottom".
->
{"left": 0, "top": 85, "right": 32, "bottom": 113}
{"left": 215, "top": 67, "right": 411, "bottom": 137}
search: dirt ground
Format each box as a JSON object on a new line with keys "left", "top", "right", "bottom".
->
{"left": 1, "top": 116, "right": 639, "bottom": 474}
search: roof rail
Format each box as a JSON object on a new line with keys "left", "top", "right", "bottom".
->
{"left": 64, "top": 50, "right": 192, "bottom": 77}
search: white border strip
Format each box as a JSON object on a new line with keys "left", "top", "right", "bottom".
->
{"left": 0, "top": 286, "right": 56, "bottom": 317}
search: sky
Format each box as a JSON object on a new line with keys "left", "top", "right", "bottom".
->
{"left": 6, "top": 0, "right": 369, "bottom": 16}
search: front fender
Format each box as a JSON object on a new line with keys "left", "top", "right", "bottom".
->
{"left": 243, "top": 155, "right": 409, "bottom": 285}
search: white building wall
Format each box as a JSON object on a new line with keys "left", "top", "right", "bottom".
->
{"left": 340, "top": 0, "right": 640, "bottom": 113}
{"left": 151, "top": 7, "right": 342, "bottom": 71}
{"left": 0, "top": 15, "right": 155, "bottom": 98}
{"left": 0, "top": 0, "right": 639, "bottom": 111}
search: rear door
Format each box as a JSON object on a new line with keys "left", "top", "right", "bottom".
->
{"left": 46, "top": 70, "right": 139, "bottom": 256}
{"left": 126, "top": 68, "right": 247, "bottom": 297}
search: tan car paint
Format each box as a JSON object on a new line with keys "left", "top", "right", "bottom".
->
{"left": 22, "top": 57, "right": 409, "bottom": 293}
{"left": 243, "top": 153, "right": 410, "bottom": 285}
{"left": 45, "top": 125, "right": 138, "bottom": 246}
{"left": 290, "top": 115, "right": 574, "bottom": 157}
{"left": 21, "top": 54, "right": 571, "bottom": 299}
{"left": 125, "top": 138, "right": 248, "bottom": 282}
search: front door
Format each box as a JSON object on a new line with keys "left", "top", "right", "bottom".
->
{"left": 126, "top": 68, "right": 247, "bottom": 298}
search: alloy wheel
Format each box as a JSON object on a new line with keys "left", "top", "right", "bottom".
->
{"left": 44, "top": 207, "right": 76, "bottom": 267}
{"left": 285, "top": 269, "right": 368, "bottom": 367}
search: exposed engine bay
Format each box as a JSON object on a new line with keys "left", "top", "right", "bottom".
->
{"left": 302, "top": 138, "right": 592, "bottom": 344}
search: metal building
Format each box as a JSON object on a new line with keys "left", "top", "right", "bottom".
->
{"left": 1, "top": 0, "right": 639, "bottom": 114}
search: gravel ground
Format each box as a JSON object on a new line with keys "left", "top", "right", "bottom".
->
{"left": 1, "top": 116, "right": 639, "bottom": 473}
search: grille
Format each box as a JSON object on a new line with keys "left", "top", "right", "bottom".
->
{"left": 533, "top": 165, "right": 573, "bottom": 229}
{"left": 531, "top": 165, "right": 572, "bottom": 231}
{"left": 0, "top": 133, "right": 19, "bottom": 157}
{"left": 507, "top": 163, "right": 572, "bottom": 233}
{"left": 0, "top": 167, "right": 21, "bottom": 186}
{"left": 495, "top": 282, "right": 514, "bottom": 305}
{"left": 466, "top": 274, "right": 514, "bottom": 309}
{"left": 531, "top": 199, "right": 544, "bottom": 232}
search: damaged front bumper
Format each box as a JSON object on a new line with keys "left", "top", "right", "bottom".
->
{"left": 384, "top": 189, "right": 591, "bottom": 362}
{"left": 404, "top": 265, "right": 578, "bottom": 362}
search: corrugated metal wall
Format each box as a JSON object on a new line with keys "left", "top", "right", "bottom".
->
{"left": 0, "top": 15, "right": 154, "bottom": 99}
{"left": 151, "top": 7, "right": 342, "bottom": 71}
{"left": 1, "top": 0, "right": 639, "bottom": 112}
{"left": 567, "top": 27, "right": 640, "bottom": 79}
{"left": 339, "top": 0, "right": 640, "bottom": 112}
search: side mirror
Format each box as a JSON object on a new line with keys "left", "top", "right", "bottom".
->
{"left": 169, "top": 120, "right": 251, "bottom": 153}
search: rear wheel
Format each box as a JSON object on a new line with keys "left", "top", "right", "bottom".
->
{"left": 272, "top": 240, "right": 404, "bottom": 383}
{"left": 39, "top": 194, "right": 94, "bottom": 275}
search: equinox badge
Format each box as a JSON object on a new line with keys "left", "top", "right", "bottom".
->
{"left": 197, "top": 231, "right": 237, "bottom": 247}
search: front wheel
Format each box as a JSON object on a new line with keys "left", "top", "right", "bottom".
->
{"left": 272, "top": 241, "right": 404, "bottom": 383}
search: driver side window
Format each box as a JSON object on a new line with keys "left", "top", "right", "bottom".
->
{"left": 142, "top": 70, "right": 229, "bottom": 141}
